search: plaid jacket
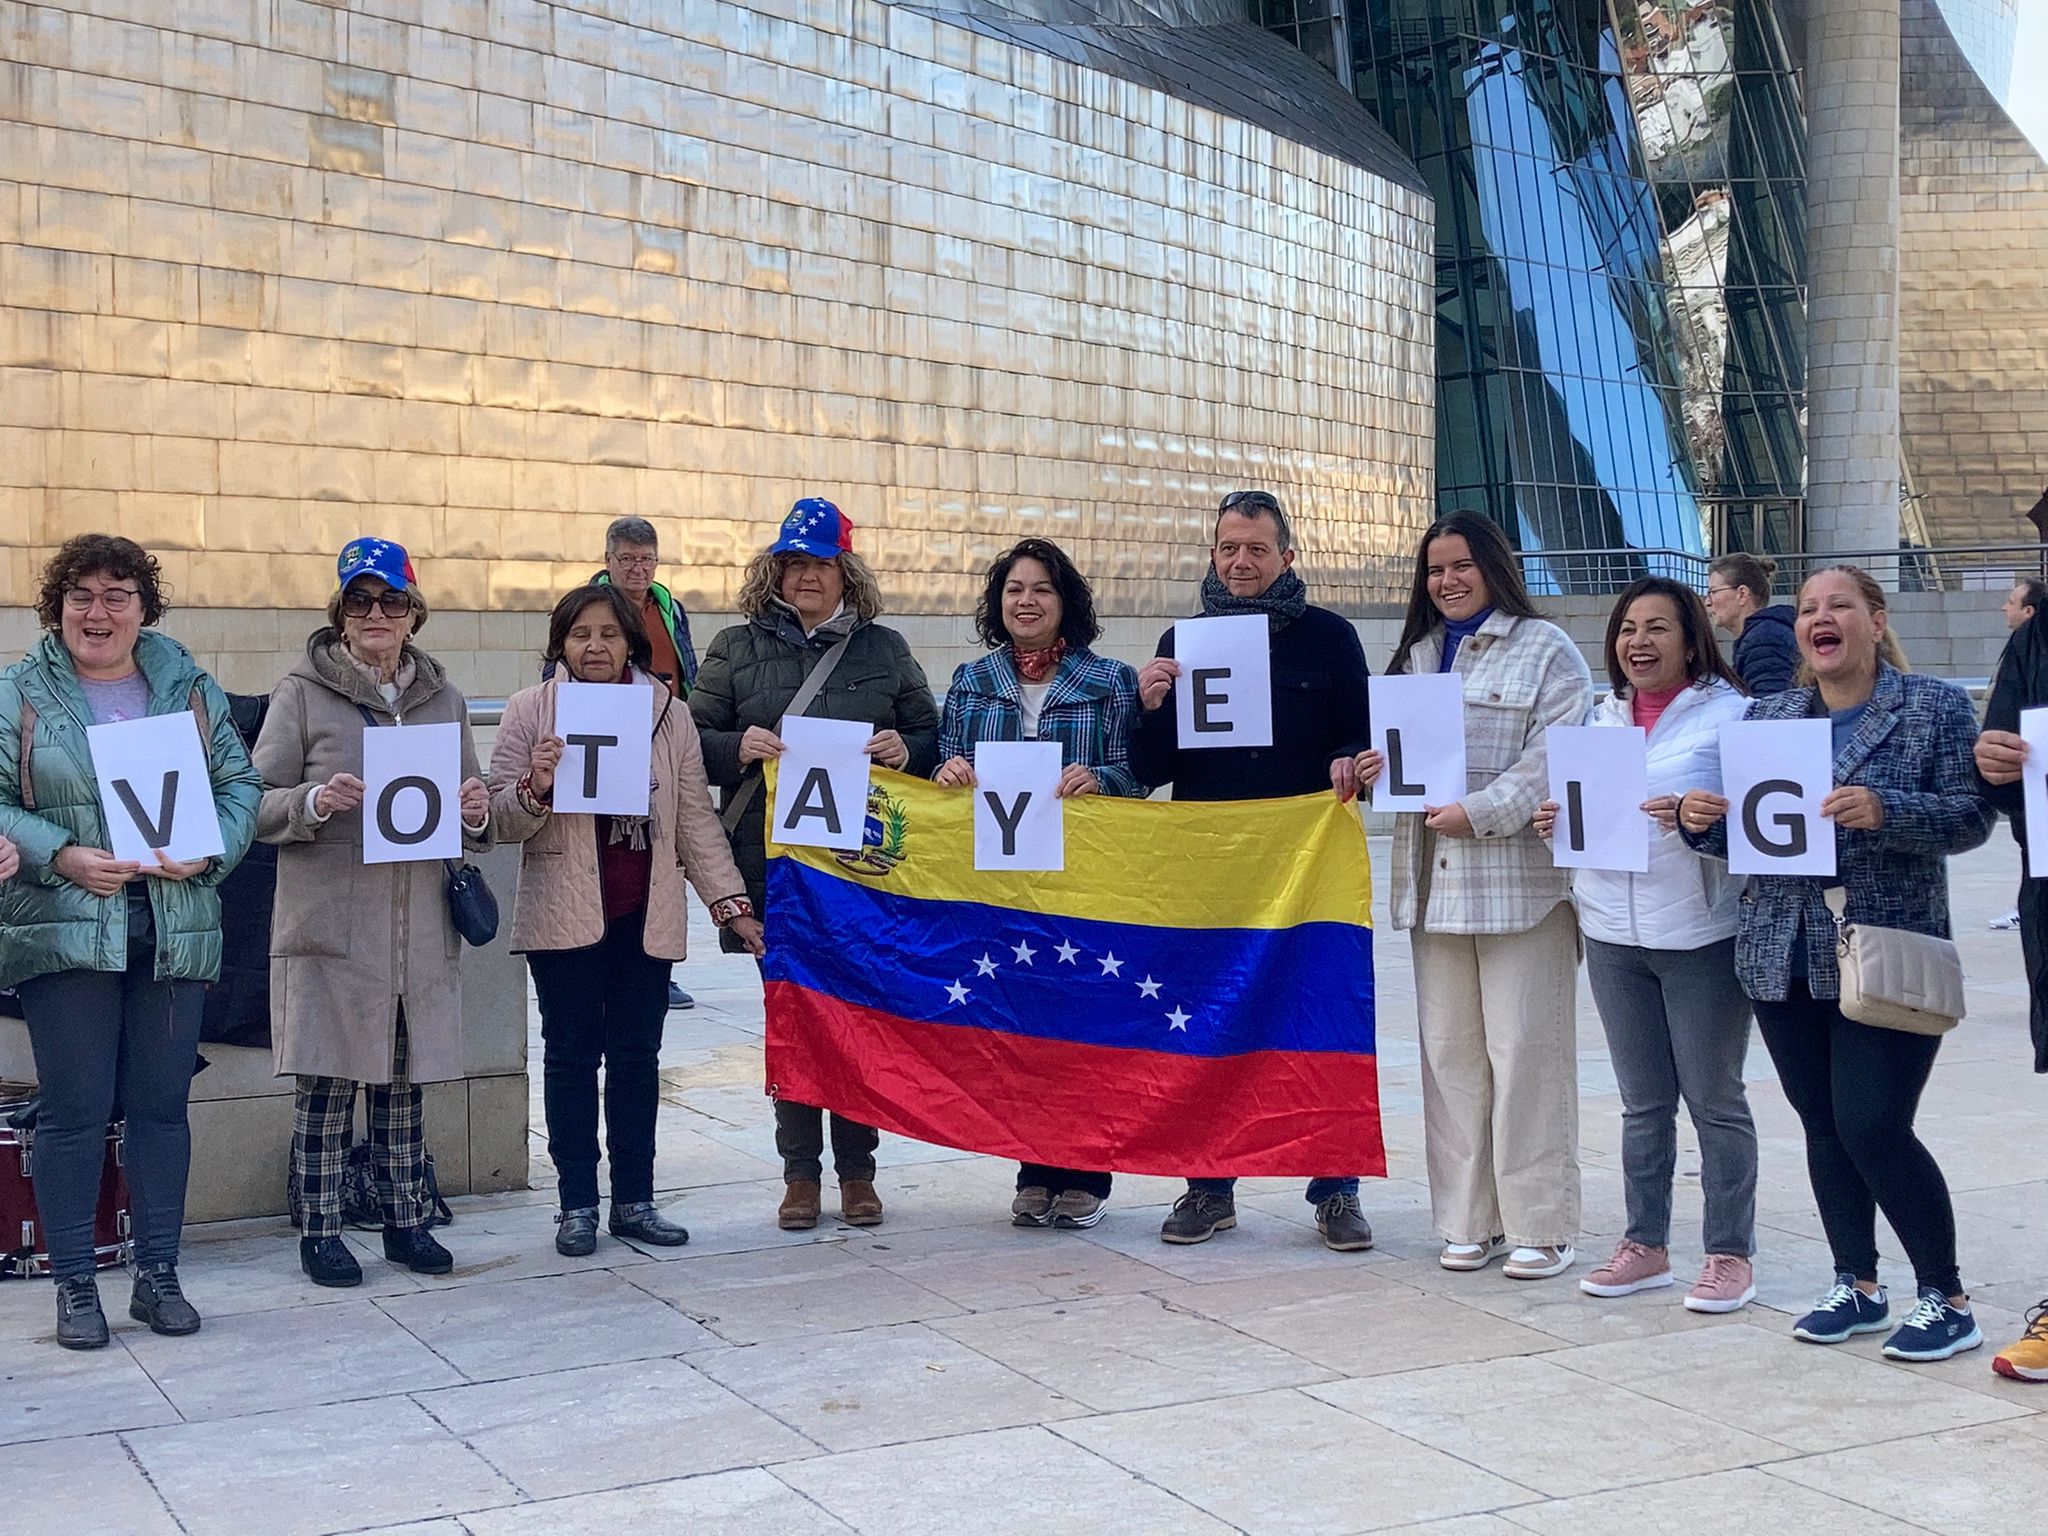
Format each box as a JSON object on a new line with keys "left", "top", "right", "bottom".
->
{"left": 1388, "top": 612, "right": 1594, "bottom": 934}
{"left": 1682, "top": 665, "right": 1994, "bottom": 1001}
{"left": 936, "top": 648, "right": 1145, "bottom": 798}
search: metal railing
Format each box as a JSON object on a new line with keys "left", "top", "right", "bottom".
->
{"left": 1512, "top": 543, "right": 2048, "bottom": 597}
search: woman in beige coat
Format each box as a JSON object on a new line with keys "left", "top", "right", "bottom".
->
{"left": 491, "top": 583, "right": 763, "bottom": 1257}
{"left": 252, "top": 539, "right": 491, "bottom": 1289}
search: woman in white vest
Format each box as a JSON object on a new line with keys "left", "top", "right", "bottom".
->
{"left": 1534, "top": 575, "right": 1758, "bottom": 1312}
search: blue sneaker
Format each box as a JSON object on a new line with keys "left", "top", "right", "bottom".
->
{"left": 1792, "top": 1272, "right": 1891, "bottom": 1343}
{"left": 1882, "top": 1287, "right": 1983, "bottom": 1363}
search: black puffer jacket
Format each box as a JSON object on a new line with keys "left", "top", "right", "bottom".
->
{"left": 689, "top": 605, "right": 940, "bottom": 948}
{"left": 1981, "top": 617, "right": 2048, "bottom": 1073}
{"left": 1732, "top": 603, "right": 1798, "bottom": 697}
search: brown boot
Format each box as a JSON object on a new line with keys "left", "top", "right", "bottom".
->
{"left": 778, "top": 1180, "right": 821, "bottom": 1231}
{"left": 839, "top": 1178, "right": 884, "bottom": 1226}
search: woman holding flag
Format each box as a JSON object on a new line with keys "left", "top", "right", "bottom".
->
{"left": 934, "top": 537, "right": 1145, "bottom": 1230}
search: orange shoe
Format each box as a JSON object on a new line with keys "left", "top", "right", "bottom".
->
{"left": 1992, "top": 1298, "right": 2048, "bottom": 1382}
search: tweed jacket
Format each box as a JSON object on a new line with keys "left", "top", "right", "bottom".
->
{"left": 936, "top": 648, "right": 1145, "bottom": 798}
{"left": 1680, "top": 665, "right": 1994, "bottom": 1001}
{"left": 1388, "top": 611, "right": 1594, "bottom": 935}
{"left": 487, "top": 671, "right": 746, "bottom": 959}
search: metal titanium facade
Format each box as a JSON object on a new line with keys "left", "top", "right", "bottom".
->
{"left": 1264, "top": 0, "right": 1809, "bottom": 576}
{"left": 0, "top": 0, "right": 1435, "bottom": 692}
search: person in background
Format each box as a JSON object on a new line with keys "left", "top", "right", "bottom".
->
{"left": 492, "top": 583, "right": 763, "bottom": 1257}
{"left": 1132, "top": 489, "right": 1375, "bottom": 1253}
{"left": 253, "top": 539, "right": 491, "bottom": 1290}
{"left": 0, "top": 534, "right": 261, "bottom": 1349}
{"left": 580, "top": 515, "right": 702, "bottom": 1010}
{"left": 1986, "top": 579, "right": 2046, "bottom": 931}
{"left": 1356, "top": 511, "right": 1593, "bottom": 1281}
{"left": 1971, "top": 598, "right": 2048, "bottom": 1380}
{"left": 689, "top": 500, "right": 940, "bottom": 1231}
{"left": 1704, "top": 552, "right": 1798, "bottom": 697}
{"left": 1533, "top": 577, "right": 1758, "bottom": 1311}
{"left": 935, "top": 537, "right": 1144, "bottom": 1231}
{"left": 1681, "top": 566, "right": 1992, "bottom": 1362}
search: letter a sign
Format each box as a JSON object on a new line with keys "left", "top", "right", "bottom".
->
{"left": 770, "top": 716, "right": 874, "bottom": 851}
{"left": 87, "top": 712, "right": 226, "bottom": 864}
{"left": 1719, "top": 719, "right": 1835, "bottom": 877}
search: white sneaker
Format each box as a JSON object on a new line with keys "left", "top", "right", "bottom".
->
{"left": 1504, "top": 1243, "right": 1576, "bottom": 1280}
{"left": 1991, "top": 910, "right": 2021, "bottom": 931}
{"left": 1439, "top": 1236, "right": 1508, "bottom": 1271}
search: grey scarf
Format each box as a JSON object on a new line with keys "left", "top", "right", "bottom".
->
{"left": 1200, "top": 566, "right": 1308, "bottom": 632}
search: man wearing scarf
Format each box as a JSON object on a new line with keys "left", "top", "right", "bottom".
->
{"left": 1131, "top": 489, "right": 1375, "bottom": 1252}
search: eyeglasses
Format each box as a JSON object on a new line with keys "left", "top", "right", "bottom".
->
{"left": 63, "top": 586, "right": 140, "bottom": 613}
{"left": 610, "top": 554, "right": 658, "bottom": 569}
{"left": 1704, "top": 585, "right": 1733, "bottom": 599}
{"left": 340, "top": 588, "right": 413, "bottom": 618}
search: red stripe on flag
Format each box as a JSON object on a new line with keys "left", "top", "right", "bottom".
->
{"left": 765, "top": 980, "right": 1385, "bottom": 1179}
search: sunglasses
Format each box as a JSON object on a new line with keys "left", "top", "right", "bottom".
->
{"left": 340, "top": 588, "right": 413, "bottom": 618}
{"left": 1220, "top": 490, "right": 1281, "bottom": 513}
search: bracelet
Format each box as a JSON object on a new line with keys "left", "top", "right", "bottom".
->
{"left": 515, "top": 774, "right": 551, "bottom": 816}
{"left": 708, "top": 895, "right": 754, "bottom": 928}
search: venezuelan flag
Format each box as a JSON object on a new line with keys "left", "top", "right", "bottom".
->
{"left": 761, "top": 765, "right": 1382, "bottom": 1177}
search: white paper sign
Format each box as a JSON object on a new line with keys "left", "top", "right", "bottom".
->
{"left": 1173, "top": 614, "right": 1272, "bottom": 749}
{"left": 86, "top": 712, "right": 226, "bottom": 864}
{"left": 1720, "top": 718, "right": 1835, "bottom": 877}
{"left": 771, "top": 716, "right": 874, "bottom": 851}
{"left": 1369, "top": 673, "right": 1468, "bottom": 811}
{"left": 2020, "top": 707, "right": 2048, "bottom": 879}
{"left": 1547, "top": 725, "right": 1649, "bottom": 873}
{"left": 973, "top": 740, "right": 1064, "bottom": 871}
{"left": 362, "top": 721, "right": 463, "bottom": 864}
{"left": 552, "top": 681, "right": 655, "bottom": 816}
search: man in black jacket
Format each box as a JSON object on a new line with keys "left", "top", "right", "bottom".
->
{"left": 1131, "top": 490, "right": 1375, "bottom": 1253}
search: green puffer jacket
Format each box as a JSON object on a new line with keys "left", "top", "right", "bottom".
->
{"left": 0, "top": 629, "right": 262, "bottom": 989}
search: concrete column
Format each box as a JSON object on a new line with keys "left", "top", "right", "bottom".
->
{"left": 1803, "top": 0, "right": 1902, "bottom": 559}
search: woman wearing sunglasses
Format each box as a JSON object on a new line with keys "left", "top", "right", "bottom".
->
{"left": 251, "top": 538, "right": 492, "bottom": 1290}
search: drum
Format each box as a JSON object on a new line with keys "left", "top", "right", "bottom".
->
{"left": 0, "top": 1090, "right": 132, "bottom": 1279}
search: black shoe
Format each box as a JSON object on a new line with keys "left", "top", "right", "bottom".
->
{"left": 382, "top": 1224, "right": 454, "bottom": 1275}
{"left": 555, "top": 1206, "right": 599, "bottom": 1257}
{"left": 1160, "top": 1190, "right": 1237, "bottom": 1245}
{"left": 129, "top": 1263, "right": 202, "bottom": 1335}
{"left": 610, "top": 1201, "right": 689, "bottom": 1247}
{"left": 667, "top": 982, "right": 694, "bottom": 1010}
{"left": 1314, "top": 1192, "right": 1374, "bottom": 1252}
{"left": 55, "top": 1275, "right": 109, "bottom": 1350}
{"left": 300, "top": 1235, "right": 363, "bottom": 1288}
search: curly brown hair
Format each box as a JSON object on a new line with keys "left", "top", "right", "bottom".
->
{"left": 35, "top": 534, "right": 166, "bottom": 629}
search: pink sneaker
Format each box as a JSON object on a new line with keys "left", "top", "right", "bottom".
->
{"left": 1685, "top": 1253, "right": 1756, "bottom": 1313}
{"left": 1579, "top": 1239, "right": 1673, "bottom": 1297}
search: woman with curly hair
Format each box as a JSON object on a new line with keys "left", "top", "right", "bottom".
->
{"left": 0, "top": 534, "right": 262, "bottom": 1348}
{"left": 689, "top": 499, "right": 939, "bottom": 1231}
{"left": 933, "top": 537, "right": 1144, "bottom": 1229}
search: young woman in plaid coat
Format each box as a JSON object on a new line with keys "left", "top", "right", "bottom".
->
{"left": 933, "top": 538, "right": 1144, "bottom": 1228}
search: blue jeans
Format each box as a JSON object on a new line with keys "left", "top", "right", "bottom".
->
{"left": 1187, "top": 1177, "right": 1358, "bottom": 1204}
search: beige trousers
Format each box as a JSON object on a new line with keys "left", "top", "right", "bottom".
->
{"left": 1411, "top": 901, "right": 1582, "bottom": 1247}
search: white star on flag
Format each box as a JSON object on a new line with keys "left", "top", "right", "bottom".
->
{"left": 1098, "top": 952, "right": 1123, "bottom": 977}
{"left": 1012, "top": 940, "right": 1036, "bottom": 965}
{"left": 1137, "top": 976, "right": 1162, "bottom": 999}
{"left": 974, "top": 953, "right": 999, "bottom": 977}
{"left": 1054, "top": 940, "right": 1079, "bottom": 964}
{"left": 1166, "top": 1006, "right": 1190, "bottom": 1031}
{"left": 945, "top": 980, "right": 970, "bottom": 1005}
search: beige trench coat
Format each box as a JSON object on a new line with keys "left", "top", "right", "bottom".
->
{"left": 487, "top": 673, "right": 747, "bottom": 956}
{"left": 252, "top": 634, "right": 488, "bottom": 1085}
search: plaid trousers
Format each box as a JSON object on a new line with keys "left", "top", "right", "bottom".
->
{"left": 292, "top": 1009, "right": 427, "bottom": 1238}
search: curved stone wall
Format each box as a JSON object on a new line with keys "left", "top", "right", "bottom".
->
{"left": 0, "top": 0, "right": 1434, "bottom": 660}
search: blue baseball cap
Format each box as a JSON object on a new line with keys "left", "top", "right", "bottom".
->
{"left": 770, "top": 498, "right": 855, "bottom": 559}
{"left": 336, "top": 538, "right": 416, "bottom": 592}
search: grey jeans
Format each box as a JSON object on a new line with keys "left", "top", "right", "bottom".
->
{"left": 1584, "top": 937, "right": 1758, "bottom": 1257}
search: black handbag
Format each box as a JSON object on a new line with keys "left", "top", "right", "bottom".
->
{"left": 351, "top": 703, "right": 498, "bottom": 947}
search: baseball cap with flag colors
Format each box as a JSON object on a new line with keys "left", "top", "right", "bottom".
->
{"left": 771, "top": 498, "right": 855, "bottom": 559}
{"left": 336, "top": 538, "right": 416, "bottom": 592}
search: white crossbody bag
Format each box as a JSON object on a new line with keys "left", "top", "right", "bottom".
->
{"left": 1823, "top": 888, "right": 1965, "bottom": 1037}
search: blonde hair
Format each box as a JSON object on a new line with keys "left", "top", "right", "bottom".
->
{"left": 735, "top": 547, "right": 883, "bottom": 623}
{"left": 1794, "top": 564, "right": 1908, "bottom": 685}
{"left": 325, "top": 582, "right": 429, "bottom": 637}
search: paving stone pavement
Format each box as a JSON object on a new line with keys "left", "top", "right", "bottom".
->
{"left": 4, "top": 838, "right": 2044, "bottom": 1535}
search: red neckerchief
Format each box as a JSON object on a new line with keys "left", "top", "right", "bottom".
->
{"left": 1012, "top": 640, "right": 1066, "bottom": 684}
